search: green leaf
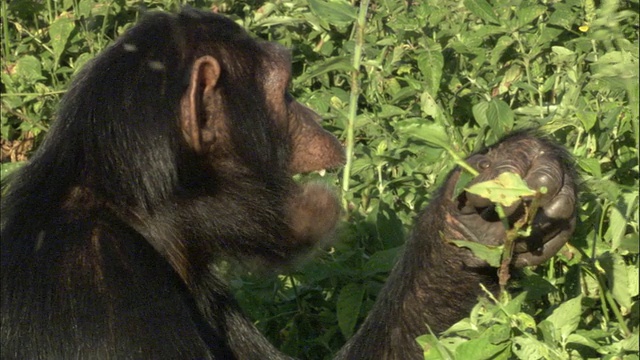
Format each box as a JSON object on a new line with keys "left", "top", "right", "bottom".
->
{"left": 418, "top": 333, "right": 454, "bottom": 360}
{"left": 605, "top": 197, "right": 631, "bottom": 251}
{"left": 486, "top": 99, "right": 514, "bottom": 138}
{"left": 620, "top": 333, "right": 639, "bottom": 352}
{"left": 491, "top": 35, "right": 515, "bottom": 66}
{"left": 396, "top": 121, "right": 451, "bottom": 150}
{"left": 49, "top": 13, "right": 76, "bottom": 62}
{"left": 544, "top": 295, "right": 583, "bottom": 340}
{"left": 455, "top": 327, "right": 510, "bottom": 359}
{"left": 576, "top": 110, "right": 597, "bottom": 131}
{"left": 463, "top": 0, "right": 500, "bottom": 24}
{"left": 337, "top": 283, "right": 365, "bottom": 338}
{"left": 14, "top": 56, "right": 44, "bottom": 81}
{"left": 466, "top": 172, "right": 536, "bottom": 207}
{"left": 619, "top": 232, "right": 639, "bottom": 254}
{"left": 515, "top": 5, "right": 546, "bottom": 28}
{"left": 512, "top": 335, "right": 558, "bottom": 360}
{"left": 578, "top": 157, "right": 602, "bottom": 177}
{"left": 472, "top": 100, "right": 489, "bottom": 127}
{"left": 448, "top": 240, "right": 503, "bottom": 267}
{"left": 417, "top": 39, "right": 444, "bottom": 98}
{"left": 362, "top": 247, "right": 402, "bottom": 275}
{"left": 308, "top": 0, "right": 356, "bottom": 27}
{"left": 511, "top": 312, "right": 537, "bottom": 332}
{"left": 566, "top": 333, "right": 601, "bottom": 349}
{"left": 599, "top": 252, "right": 634, "bottom": 310}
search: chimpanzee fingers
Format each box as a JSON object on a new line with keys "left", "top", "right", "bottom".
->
{"left": 512, "top": 217, "right": 575, "bottom": 267}
{"left": 523, "top": 152, "right": 567, "bottom": 206}
{"left": 539, "top": 178, "right": 576, "bottom": 221}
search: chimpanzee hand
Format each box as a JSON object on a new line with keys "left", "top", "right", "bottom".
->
{"left": 448, "top": 133, "right": 577, "bottom": 267}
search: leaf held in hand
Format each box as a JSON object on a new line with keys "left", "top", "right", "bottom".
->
{"left": 466, "top": 172, "right": 536, "bottom": 207}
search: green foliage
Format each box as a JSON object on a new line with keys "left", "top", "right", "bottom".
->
{"left": 2, "top": 0, "right": 638, "bottom": 359}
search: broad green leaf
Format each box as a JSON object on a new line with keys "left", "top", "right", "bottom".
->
{"left": 448, "top": 240, "right": 503, "bottom": 267}
{"left": 417, "top": 39, "right": 444, "bottom": 98}
{"left": 619, "top": 232, "right": 639, "bottom": 254}
{"left": 605, "top": 197, "right": 631, "bottom": 251}
{"left": 77, "top": 0, "right": 94, "bottom": 18}
{"left": 512, "top": 336, "right": 557, "bottom": 360}
{"left": 396, "top": 121, "right": 451, "bottom": 149}
{"left": 463, "top": 0, "right": 500, "bottom": 24}
{"left": 377, "top": 104, "right": 406, "bottom": 119}
{"left": 308, "top": 0, "right": 356, "bottom": 27}
{"left": 455, "top": 328, "right": 510, "bottom": 359}
{"left": 511, "top": 312, "right": 536, "bottom": 332}
{"left": 576, "top": 110, "right": 597, "bottom": 131}
{"left": 491, "top": 35, "right": 515, "bottom": 66}
{"left": 520, "top": 272, "right": 558, "bottom": 300}
{"left": 551, "top": 46, "right": 576, "bottom": 56}
{"left": 472, "top": 100, "right": 489, "bottom": 127}
{"left": 577, "top": 157, "right": 601, "bottom": 177}
{"left": 485, "top": 323, "right": 511, "bottom": 344}
{"left": 418, "top": 333, "right": 454, "bottom": 360}
{"left": 14, "top": 56, "right": 44, "bottom": 81}
{"left": 566, "top": 333, "right": 602, "bottom": 349}
{"left": 495, "top": 66, "right": 522, "bottom": 96}
{"left": 420, "top": 91, "right": 446, "bottom": 123}
{"left": 545, "top": 295, "right": 583, "bottom": 340}
{"left": 620, "top": 333, "right": 639, "bottom": 352}
{"left": 503, "top": 292, "right": 527, "bottom": 315}
{"left": 337, "top": 283, "right": 365, "bottom": 338}
{"left": 486, "top": 99, "right": 514, "bottom": 138}
{"left": 362, "top": 247, "right": 402, "bottom": 275}
{"left": 538, "top": 320, "right": 556, "bottom": 345}
{"left": 49, "top": 13, "right": 75, "bottom": 62}
{"left": 515, "top": 5, "right": 546, "bottom": 28}
{"left": 599, "top": 252, "right": 634, "bottom": 310}
{"left": 466, "top": 172, "right": 536, "bottom": 207}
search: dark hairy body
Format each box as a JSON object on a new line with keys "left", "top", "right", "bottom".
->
{"left": 1, "top": 8, "right": 577, "bottom": 360}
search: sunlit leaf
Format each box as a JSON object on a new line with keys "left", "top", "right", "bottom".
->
{"left": 463, "top": 0, "right": 500, "bottom": 24}
{"left": 466, "top": 172, "right": 536, "bottom": 207}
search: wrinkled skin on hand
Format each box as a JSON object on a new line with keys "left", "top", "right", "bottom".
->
{"left": 448, "top": 132, "right": 577, "bottom": 267}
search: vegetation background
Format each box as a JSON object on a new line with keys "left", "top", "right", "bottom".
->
{"left": 1, "top": 0, "right": 638, "bottom": 359}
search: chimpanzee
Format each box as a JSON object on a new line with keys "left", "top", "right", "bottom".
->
{"left": 1, "top": 8, "right": 577, "bottom": 360}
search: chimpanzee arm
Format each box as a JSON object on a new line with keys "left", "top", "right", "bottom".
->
{"left": 336, "top": 133, "right": 577, "bottom": 360}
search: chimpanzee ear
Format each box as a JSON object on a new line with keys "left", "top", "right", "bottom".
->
{"left": 181, "top": 55, "right": 221, "bottom": 153}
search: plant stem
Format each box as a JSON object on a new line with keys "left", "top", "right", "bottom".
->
{"left": 341, "top": 0, "right": 370, "bottom": 211}
{"left": 497, "top": 191, "right": 543, "bottom": 291}
{"left": 1, "top": 1, "right": 11, "bottom": 61}
{"left": 447, "top": 148, "right": 479, "bottom": 177}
